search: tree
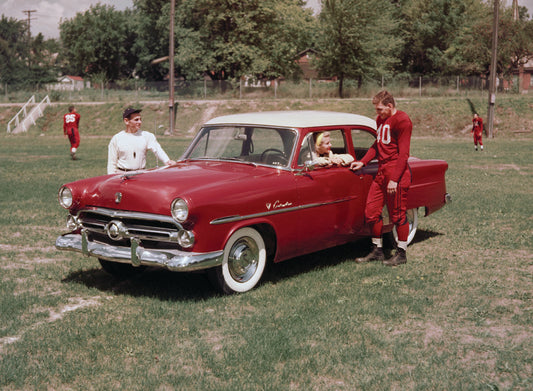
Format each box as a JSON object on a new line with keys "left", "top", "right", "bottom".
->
{"left": 29, "top": 33, "right": 61, "bottom": 85}
{"left": 59, "top": 4, "right": 136, "bottom": 81}
{"left": 132, "top": 0, "right": 172, "bottom": 81}
{"left": 173, "top": 0, "right": 316, "bottom": 81}
{"left": 0, "top": 15, "right": 29, "bottom": 84}
{"left": 316, "top": 0, "right": 402, "bottom": 97}
{"left": 445, "top": 3, "right": 533, "bottom": 76}
{"left": 398, "top": 0, "right": 478, "bottom": 75}
{"left": 261, "top": 0, "right": 318, "bottom": 81}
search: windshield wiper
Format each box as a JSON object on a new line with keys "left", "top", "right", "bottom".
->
{"left": 217, "top": 157, "right": 258, "bottom": 167}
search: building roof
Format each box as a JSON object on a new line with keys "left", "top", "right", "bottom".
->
{"left": 60, "top": 75, "right": 84, "bottom": 81}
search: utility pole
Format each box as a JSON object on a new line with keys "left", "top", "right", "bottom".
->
{"left": 168, "top": 0, "right": 176, "bottom": 134}
{"left": 22, "top": 10, "right": 36, "bottom": 66}
{"left": 487, "top": 0, "right": 499, "bottom": 139}
{"left": 513, "top": 0, "right": 523, "bottom": 94}
{"left": 22, "top": 9, "right": 36, "bottom": 39}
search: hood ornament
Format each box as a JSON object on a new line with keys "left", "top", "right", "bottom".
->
{"left": 115, "top": 192, "right": 122, "bottom": 204}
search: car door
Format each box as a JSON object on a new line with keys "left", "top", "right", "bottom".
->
{"left": 293, "top": 129, "right": 370, "bottom": 255}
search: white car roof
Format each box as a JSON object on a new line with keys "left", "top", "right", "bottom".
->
{"left": 204, "top": 110, "right": 377, "bottom": 130}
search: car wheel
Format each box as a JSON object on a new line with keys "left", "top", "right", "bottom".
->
{"left": 208, "top": 227, "right": 267, "bottom": 294}
{"left": 98, "top": 258, "right": 145, "bottom": 278}
{"left": 392, "top": 208, "right": 419, "bottom": 245}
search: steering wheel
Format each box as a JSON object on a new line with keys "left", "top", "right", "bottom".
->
{"left": 260, "top": 148, "right": 288, "bottom": 166}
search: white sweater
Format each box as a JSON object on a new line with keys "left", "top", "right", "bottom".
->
{"left": 107, "top": 130, "right": 171, "bottom": 174}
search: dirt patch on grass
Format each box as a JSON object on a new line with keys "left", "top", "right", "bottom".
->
{"left": 0, "top": 296, "right": 108, "bottom": 353}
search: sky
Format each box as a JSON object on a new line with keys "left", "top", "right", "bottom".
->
{"left": 0, "top": 0, "right": 532, "bottom": 39}
{"left": 0, "top": 0, "right": 134, "bottom": 38}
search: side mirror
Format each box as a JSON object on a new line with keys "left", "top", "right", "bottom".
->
{"left": 304, "top": 160, "right": 316, "bottom": 171}
{"left": 294, "top": 160, "right": 316, "bottom": 175}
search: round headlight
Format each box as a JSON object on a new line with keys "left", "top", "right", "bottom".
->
{"left": 171, "top": 198, "right": 189, "bottom": 222}
{"left": 58, "top": 186, "right": 73, "bottom": 209}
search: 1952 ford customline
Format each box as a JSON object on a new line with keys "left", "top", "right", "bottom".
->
{"left": 56, "top": 111, "right": 450, "bottom": 294}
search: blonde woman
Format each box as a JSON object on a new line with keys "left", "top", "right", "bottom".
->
{"left": 313, "top": 131, "right": 354, "bottom": 167}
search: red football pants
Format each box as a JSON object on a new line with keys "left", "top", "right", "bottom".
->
{"left": 67, "top": 128, "right": 80, "bottom": 150}
{"left": 364, "top": 163, "right": 411, "bottom": 242}
{"left": 473, "top": 131, "right": 483, "bottom": 146}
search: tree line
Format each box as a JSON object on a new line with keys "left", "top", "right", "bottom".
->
{"left": 1, "top": 0, "right": 532, "bottom": 97}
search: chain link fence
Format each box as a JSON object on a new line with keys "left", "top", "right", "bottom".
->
{"left": 1, "top": 74, "right": 528, "bottom": 103}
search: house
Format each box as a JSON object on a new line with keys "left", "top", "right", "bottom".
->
{"left": 48, "top": 76, "right": 90, "bottom": 91}
{"left": 294, "top": 48, "right": 337, "bottom": 82}
{"left": 295, "top": 48, "right": 319, "bottom": 80}
{"left": 518, "top": 58, "right": 533, "bottom": 93}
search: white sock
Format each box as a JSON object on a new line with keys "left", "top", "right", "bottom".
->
{"left": 372, "top": 238, "right": 383, "bottom": 248}
{"left": 397, "top": 241, "right": 407, "bottom": 251}
{"left": 71, "top": 147, "right": 77, "bottom": 153}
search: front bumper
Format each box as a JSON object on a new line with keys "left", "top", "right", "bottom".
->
{"left": 55, "top": 231, "right": 223, "bottom": 272}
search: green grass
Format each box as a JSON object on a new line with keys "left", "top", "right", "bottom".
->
{"left": 0, "top": 99, "right": 532, "bottom": 390}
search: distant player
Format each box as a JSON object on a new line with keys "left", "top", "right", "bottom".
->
{"left": 63, "top": 105, "right": 81, "bottom": 160}
{"left": 471, "top": 113, "right": 483, "bottom": 151}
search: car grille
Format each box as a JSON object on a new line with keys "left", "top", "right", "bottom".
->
{"left": 76, "top": 207, "right": 182, "bottom": 246}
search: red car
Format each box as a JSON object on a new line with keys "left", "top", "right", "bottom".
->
{"left": 56, "top": 111, "right": 450, "bottom": 293}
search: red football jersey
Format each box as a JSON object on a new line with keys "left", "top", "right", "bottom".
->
{"left": 472, "top": 116, "right": 483, "bottom": 135}
{"left": 361, "top": 110, "right": 412, "bottom": 182}
{"left": 63, "top": 112, "right": 80, "bottom": 134}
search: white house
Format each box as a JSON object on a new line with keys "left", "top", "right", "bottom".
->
{"left": 48, "top": 75, "right": 89, "bottom": 91}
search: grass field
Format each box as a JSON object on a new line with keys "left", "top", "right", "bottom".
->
{"left": 0, "top": 98, "right": 532, "bottom": 390}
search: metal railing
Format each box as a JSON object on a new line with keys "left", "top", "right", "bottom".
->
{"left": 7, "top": 95, "right": 50, "bottom": 133}
{"left": 7, "top": 95, "right": 35, "bottom": 133}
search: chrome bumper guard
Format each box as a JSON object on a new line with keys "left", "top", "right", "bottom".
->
{"left": 55, "top": 232, "right": 223, "bottom": 272}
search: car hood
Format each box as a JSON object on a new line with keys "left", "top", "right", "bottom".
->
{"left": 66, "top": 160, "right": 288, "bottom": 215}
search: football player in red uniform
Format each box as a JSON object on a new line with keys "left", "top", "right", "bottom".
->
{"left": 471, "top": 113, "right": 484, "bottom": 151}
{"left": 350, "top": 91, "right": 413, "bottom": 266}
{"left": 63, "top": 105, "right": 81, "bottom": 160}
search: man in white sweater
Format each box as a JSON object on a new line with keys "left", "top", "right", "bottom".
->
{"left": 107, "top": 108, "right": 176, "bottom": 174}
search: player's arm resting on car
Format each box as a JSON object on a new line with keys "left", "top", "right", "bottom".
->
{"left": 350, "top": 142, "right": 377, "bottom": 171}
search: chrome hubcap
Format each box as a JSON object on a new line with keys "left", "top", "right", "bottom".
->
{"left": 228, "top": 237, "right": 259, "bottom": 282}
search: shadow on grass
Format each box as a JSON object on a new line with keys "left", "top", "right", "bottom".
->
{"left": 63, "top": 266, "right": 217, "bottom": 301}
{"left": 62, "top": 229, "right": 442, "bottom": 300}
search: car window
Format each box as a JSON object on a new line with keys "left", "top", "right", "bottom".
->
{"left": 328, "top": 129, "right": 348, "bottom": 155}
{"left": 186, "top": 126, "right": 296, "bottom": 167}
{"left": 297, "top": 129, "right": 348, "bottom": 166}
{"left": 351, "top": 128, "right": 376, "bottom": 160}
{"left": 297, "top": 134, "right": 313, "bottom": 166}
{"left": 188, "top": 126, "right": 243, "bottom": 158}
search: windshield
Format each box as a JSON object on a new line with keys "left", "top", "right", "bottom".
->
{"left": 184, "top": 126, "right": 297, "bottom": 168}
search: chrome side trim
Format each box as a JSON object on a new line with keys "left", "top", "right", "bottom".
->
{"left": 55, "top": 234, "right": 223, "bottom": 272}
{"left": 210, "top": 198, "right": 350, "bottom": 225}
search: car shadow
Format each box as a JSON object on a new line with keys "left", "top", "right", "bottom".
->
{"left": 62, "top": 229, "right": 442, "bottom": 300}
{"left": 63, "top": 266, "right": 217, "bottom": 301}
{"left": 411, "top": 229, "right": 442, "bottom": 244}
